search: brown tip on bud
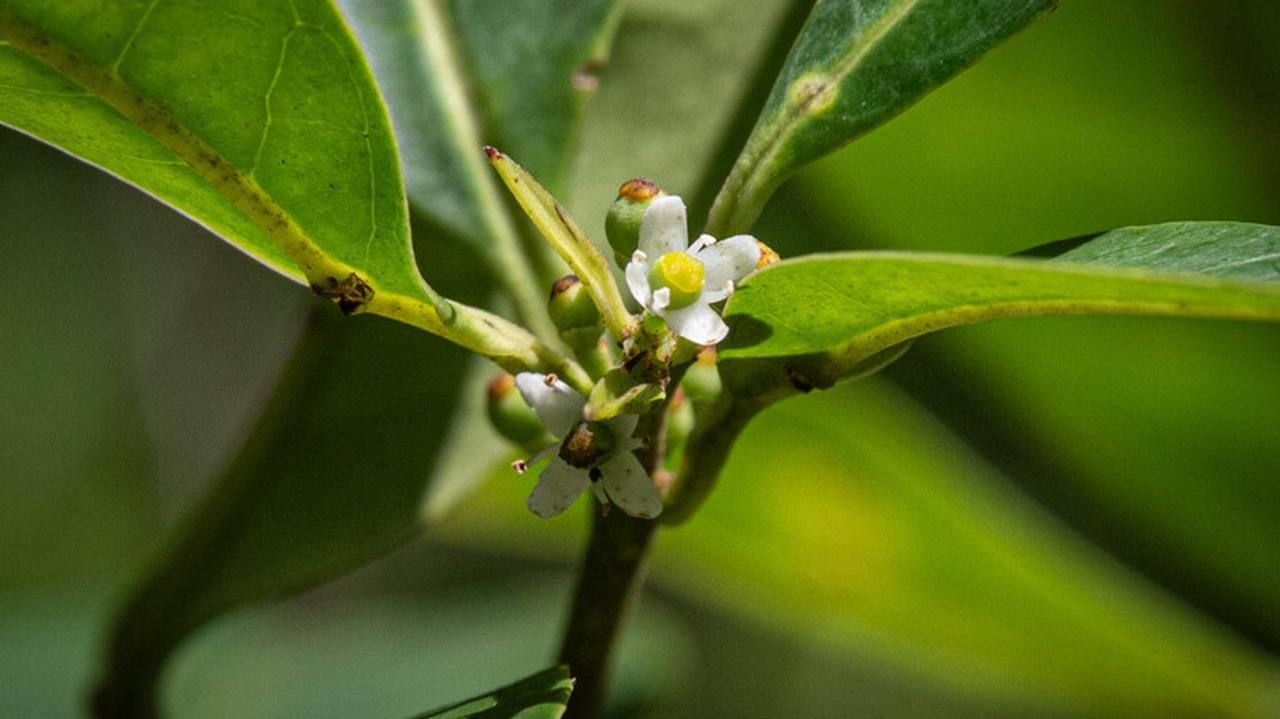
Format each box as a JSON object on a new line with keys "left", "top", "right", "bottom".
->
{"left": 756, "top": 240, "right": 781, "bottom": 269}
{"left": 487, "top": 372, "right": 515, "bottom": 401}
{"left": 549, "top": 274, "right": 581, "bottom": 299}
{"left": 617, "top": 178, "right": 660, "bottom": 202}
{"left": 483, "top": 146, "right": 501, "bottom": 160}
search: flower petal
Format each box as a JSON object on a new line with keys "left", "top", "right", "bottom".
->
{"left": 599, "top": 450, "right": 662, "bottom": 519}
{"left": 697, "top": 234, "right": 760, "bottom": 299}
{"left": 625, "top": 255, "right": 652, "bottom": 307}
{"left": 514, "top": 372, "right": 585, "bottom": 438}
{"left": 664, "top": 302, "right": 730, "bottom": 345}
{"left": 639, "top": 196, "right": 689, "bottom": 257}
{"left": 527, "top": 457, "right": 592, "bottom": 518}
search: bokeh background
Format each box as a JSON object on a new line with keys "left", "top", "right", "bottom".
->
{"left": 3, "top": 0, "right": 1280, "bottom": 716}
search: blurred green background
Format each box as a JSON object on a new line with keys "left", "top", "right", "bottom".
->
{"left": 3, "top": 1, "right": 1279, "bottom": 716}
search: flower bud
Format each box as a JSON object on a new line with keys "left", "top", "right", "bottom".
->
{"left": 606, "top": 178, "right": 663, "bottom": 267}
{"left": 487, "top": 373, "right": 549, "bottom": 448}
{"left": 548, "top": 275, "right": 602, "bottom": 349}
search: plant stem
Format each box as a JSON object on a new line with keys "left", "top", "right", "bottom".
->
{"left": 558, "top": 509, "right": 659, "bottom": 719}
{"left": 558, "top": 399, "right": 671, "bottom": 718}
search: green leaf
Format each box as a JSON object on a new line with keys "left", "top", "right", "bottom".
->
{"left": 568, "top": 0, "right": 801, "bottom": 238}
{"left": 413, "top": 666, "right": 574, "bottom": 719}
{"left": 0, "top": 0, "right": 437, "bottom": 308}
{"left": 93, "top": 309, "right": 474, "bottom": 717}
{"left": 706, "top": 0, "right": 1055, "bottom": 235}
{"left": 444, "top": 0, "right": 621, "bottom": 196}
{"left": 720, "top": 222, "right": 1280, "bottom": 396}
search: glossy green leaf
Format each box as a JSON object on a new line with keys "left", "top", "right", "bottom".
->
{"left": 0, "top": 0, "right": 436, "bottom": 308}
{"left": 413, "top": 666, "right": 573, "bottom": 719}
{"left": 706, "top": 0, "right": 1055, "bottom": 235}
{"left": 93, "top": 309, "right": 474, "bottom": 717}
{"left": 720, "top": 223, "right": 1280, "bottom": 396}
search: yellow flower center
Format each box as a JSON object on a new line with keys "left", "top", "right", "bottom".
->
{"left": 648, "top": 251, "right": 704, "bottom": 310}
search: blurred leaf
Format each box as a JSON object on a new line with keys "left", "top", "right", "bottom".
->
{"left": 0, "top": 1, "right": 434, "bottom": 306}
{"left": 0, "top": 130, "right": 160, "bottom": 586}
{"left": 568, "top": 0, "right": 799, "bottom": 241}
{"left": 334, "top": 0, "right": 619, "bottom": 332}
{"left": 720, "top": 223, "right": 1280, "bottom": 395}
{"left": 445, "top": 0, "right": 621, "bottom": 196}
{"left": 441, "top": 380, "right": 1280, "bottom": 717}
{"left": 94, "top": 310, "right": 473, "bottom": 717}
{"left": 706, "top": 0, "right": 1055, "bottom": 235}
{"left": 413, "top": 666, "right": 573, "bottom": 719}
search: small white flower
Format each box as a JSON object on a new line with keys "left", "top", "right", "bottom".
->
{"left": 625, "top": 195, "right": 761, "bottom": 345}
{"left": 513, "top": 372, "right": 662, "bottom": 520}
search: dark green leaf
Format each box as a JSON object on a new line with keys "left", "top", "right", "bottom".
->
{"left": 706, "top": 0, "right": 1055, "bottom": 235}
{"left": 413, "top": 666, "right": 573, "bottom": 719}
{"left": 720, "top": 223, "right": 1280, "bottom": 396}
{"left": 0, "top": 0, "right": 435, "bottom": 307}
{"left": 93, "top": 309, "right": 473, "bottom": 716}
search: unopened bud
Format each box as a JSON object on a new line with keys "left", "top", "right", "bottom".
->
{"left": 487, "top": 373, "right": 548, "bottom": 447}
{"left": 606, "top": 178, "right": 663, "bottom": 267}
{"left": 548, "top": 275, "right": 603, "bottom": 349}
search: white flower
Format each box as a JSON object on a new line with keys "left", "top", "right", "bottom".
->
{"left": 513, "top": 372, "right": 662, "bottom": 520}
{"left": 625, "top": 195, "right": 761, "bottom": 345}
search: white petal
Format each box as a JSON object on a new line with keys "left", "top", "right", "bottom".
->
{"left": 664, "top": 302, "right": 729, "bottom": 346}
{"left": 697, "top": 234, "right": 760, "bottom": 296}
{"left": 514, "top": 372, "right": 585, "bottom": 438}
{"left": 638, "top": 196, "right": 689, "bottom": 257}
{"left": 687, "top": 233, "right": 715, "bottom": 254}
{"left": 527, "top": 457, "right": 592, "bottom": 519}
{"left": 599, "top": 450, "right": 662, "bottom": 519}
{"left": 625, "top": 257, "right": 652, "bottom": 307}
{"left": 605, "top": 413, "right": 640, "bottom": 444}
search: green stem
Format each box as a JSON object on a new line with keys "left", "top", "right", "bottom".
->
{"left": 661, "top": 392, "right": 767, "bottom": 525}
{"left": 558, "top": 400, "right": 671, "bottom": 718}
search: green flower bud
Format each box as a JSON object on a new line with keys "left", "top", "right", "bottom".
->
{"left": 680, "top": 347, "right": 722, "bottom": 409}
{"left": 663, "top": 388, "right": 694, "bottom": 472}
{"left": 548, "top": 275, "right": 602, "bottom": 349}
{"left": 486, "top": 373, "right": 549, "bottom": 448}
{"left": 606, "top": 178, "right": 663, "bottom": 266}
{"left": 648, "top": 251, "right": 705, "bottom": 310}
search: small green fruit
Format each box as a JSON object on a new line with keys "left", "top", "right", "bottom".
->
{"left": 486, "top": 373, "right": 549, "bottom": 447}
{"left": 606, "top": 178, "right": 662, "bottom": 267}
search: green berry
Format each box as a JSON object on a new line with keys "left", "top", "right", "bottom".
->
{"left": 606, "top": 178, "right": 662, "bottom": 266}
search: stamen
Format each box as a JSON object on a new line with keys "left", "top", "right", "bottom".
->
{"left": 511, "top": 459, "right": 529, "bottom": 474}
{"left": 652, "top": 287, "right": 671, "bottom": 310}
{"left": 631, "top": 250, "right": 647, "bottom": 264}
{"left": 543, "top": 373, "right": 558, "bottom": 386}
{"left": 723, "top": 279, "right": 735, "bottom": 296}
{"left": 689, "top": 234, "right": 716, "bottom": 253}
